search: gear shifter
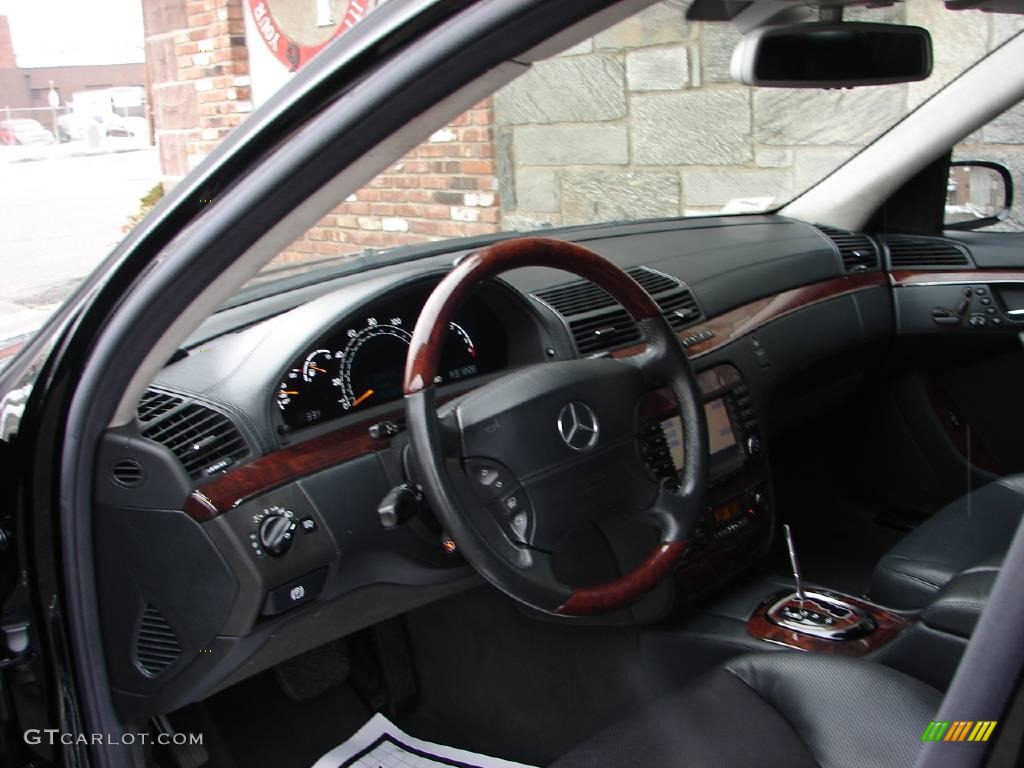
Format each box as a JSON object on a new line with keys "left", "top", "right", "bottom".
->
{"left": 783, "top": 524, "right": 804, "bottom": 601}
{"left": 766, "top": 523, "right": 876, "bottom": 640}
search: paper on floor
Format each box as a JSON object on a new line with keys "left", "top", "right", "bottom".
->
{"left": 311, "top": 713, "right": 539, "bottom": 768}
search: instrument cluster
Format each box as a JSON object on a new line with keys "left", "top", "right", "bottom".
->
{"left": 275, "top": 288, "right": 508, "bottom": 430}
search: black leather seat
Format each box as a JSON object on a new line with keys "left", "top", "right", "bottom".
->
{"left": 552, "top": 653, "right": 941, "bottom": 768}
{"left": 871, "top": 475, "right": 1024, "bottom": 610}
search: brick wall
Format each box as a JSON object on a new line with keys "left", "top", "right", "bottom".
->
{"left": 143, "top": 0, "right": 251, "bottom": 181}
{"left": 272, "top": 98, "right": 500, "bottom": 265}
{"left": 147, "top": 0, "right": 501, "bottom": 255}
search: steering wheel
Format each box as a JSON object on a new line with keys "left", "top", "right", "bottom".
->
{"left": 403, "top": 238, "right": 708, "bottom": 616}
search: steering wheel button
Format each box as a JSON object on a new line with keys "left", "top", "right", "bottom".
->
{"left": 509, "top": 511, "right": 529, "bottom": 542}
{"left": 502, "top": 492, "right": 524, "bottom": 513}
{"left": 464, "top": 459, "right": 517, "bottom": 500}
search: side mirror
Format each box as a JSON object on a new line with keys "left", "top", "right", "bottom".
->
{"left": 731, "top": 22, "right": 933, "bottom": 88}
{"left": 945, "top": 161, "right": 1014, "bottom": 231}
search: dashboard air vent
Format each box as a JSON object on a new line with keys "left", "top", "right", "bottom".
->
{"left": 111, "top": 459, "right": 144, "bottom": 488}
{"left": 137, "top": 390, "right": 184, "bottom": 423}
{"left": 139, "top": 391, "right": 249, "bottom": 479}
{"left": 135, "top": 604, "right": 181, "bottom": 677}
{"left": 884, "top": 236, "right": 971, "bottom": 269}
{"left": 570, "top": 308, "right": 644, "bottom": 356}
{"left": 533, "top": 266, "right": 702, "bottom": 355}
{"left": 815, "top": 225, "right": 879, "bottom": 273}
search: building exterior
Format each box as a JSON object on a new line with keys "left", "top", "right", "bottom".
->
{"left": 0, "top": 16, "right": 146, "bottom": 130}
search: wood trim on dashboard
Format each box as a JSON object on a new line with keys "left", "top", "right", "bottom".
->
{"left": 184, "top": 414, "right": 388, "bottom": 521}
{"left": 183, "top": 271, "right": 888, "bottom": 522}
{"left": 613, "top": 271, "right": 887, "bottom": 360}
{"left": 890, "top": 270, "right": 1024, "bottom": 287}
{"left": 687, "top": 271, "right": 887, "bottom": 356}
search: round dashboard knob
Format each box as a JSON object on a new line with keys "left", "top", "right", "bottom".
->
{"left": 745, "top": 435, "right": 761, "bottom": 456}
{"left": 259, "top": 514, "right": 296, "bottom": 557}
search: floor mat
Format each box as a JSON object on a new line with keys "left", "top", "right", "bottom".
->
{"left": 311, "top": 713, "right": 538, "bottom": 768}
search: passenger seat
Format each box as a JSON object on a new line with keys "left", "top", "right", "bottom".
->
{"left": 870, "top": 475, "right": 1024, "bottom": 609}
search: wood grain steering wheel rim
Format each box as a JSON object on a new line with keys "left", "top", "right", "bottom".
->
{"left": 403, "top": 237, "right": 708, "bottom": 616}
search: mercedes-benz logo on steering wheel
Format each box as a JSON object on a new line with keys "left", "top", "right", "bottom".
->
{"left": 557, "top": 402, "right": 600, "bottom": 452}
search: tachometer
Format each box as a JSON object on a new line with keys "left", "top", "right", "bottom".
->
{"left": 276, "top": 368, "right": 304, "bottom": 411}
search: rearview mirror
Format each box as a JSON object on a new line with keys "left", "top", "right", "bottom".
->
{"left": 945, "top": 161, "right": 1014, "bottom": 231}
{"left": 731, "top": 22, "right": 933, "bottom": 88}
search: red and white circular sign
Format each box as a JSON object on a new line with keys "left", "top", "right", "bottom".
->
{"left": 247, "top": 0, "right": 382, "bottom": 72}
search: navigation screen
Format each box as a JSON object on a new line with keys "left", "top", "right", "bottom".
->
{"left": 661, "top": 398, "right": 737, "bottom": 469}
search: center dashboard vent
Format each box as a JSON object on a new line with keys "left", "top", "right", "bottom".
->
{"left": 884, "top": 236, "right": 972, "bottom": 269}
{"left": 533, "top": 266, "right": 703, "bottom": 356}
{"left": 815, "top": 225, "right": 880, "bottom": 273}
{"left": 138, "top": 389, "right": 249, "bottom": 479}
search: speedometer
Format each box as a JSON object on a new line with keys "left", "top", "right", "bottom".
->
{"left": 337, "top": 319, "right": 413, "bottom": 410}
{"left": 335, "top": 316, "right": 481, "bottom": 412}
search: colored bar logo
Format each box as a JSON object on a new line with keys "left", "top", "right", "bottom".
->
{"left": 921, "top": 721, "right": 997, "bottom": 742}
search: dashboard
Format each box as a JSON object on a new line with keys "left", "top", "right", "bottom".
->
{"left": 275, "top": 288, "right": 509, "bottom": 430}
{"left": 94, "top": 213, "right": 1024, "bottom": 721}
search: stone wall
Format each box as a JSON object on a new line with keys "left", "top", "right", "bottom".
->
{"left": 143, "top": 0, "right": 252, "bottom": 181}
{"left": 495, "top": 0, "right": 1024, "bottom": 231}
{"left": 272, "top": 98, "right": 500, "bottom": 265}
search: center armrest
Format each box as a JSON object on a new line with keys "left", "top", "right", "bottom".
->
{"left": 920, "top": 557, "right": 1000, "bottom": 639}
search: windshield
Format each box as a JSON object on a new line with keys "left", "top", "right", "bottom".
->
{"left": 241, "top": 0, "right": 1024, "bottom": 293}
{"left": 0, "top": 0, "right": 1022, "bottom": 352}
